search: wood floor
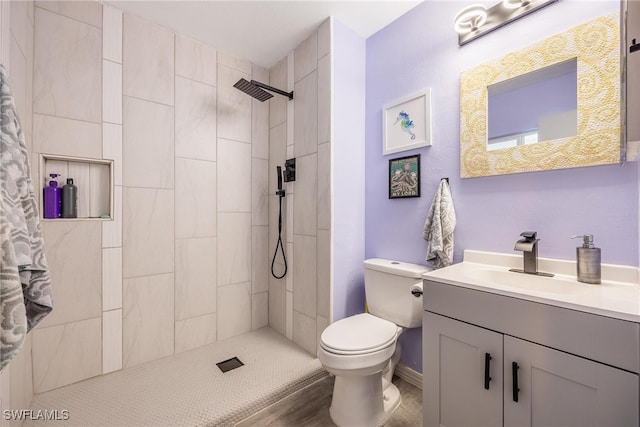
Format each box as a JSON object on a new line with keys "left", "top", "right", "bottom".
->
{"left": 236, "top": 375, "right": 422, "bottom": 426}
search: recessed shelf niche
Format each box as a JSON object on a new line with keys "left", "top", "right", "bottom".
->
{"left": 39, "top": 154, "right": 113, "bottom": 221}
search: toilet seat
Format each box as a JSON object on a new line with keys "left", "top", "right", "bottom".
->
{"left": 320, "top": 313, "right": 400, "bottom": 355}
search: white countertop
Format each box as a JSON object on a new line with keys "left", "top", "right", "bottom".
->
{"left": 423, "top": 250, "right": 640, "bottom": 323}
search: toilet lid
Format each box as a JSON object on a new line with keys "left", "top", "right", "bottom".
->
{"left": 320, "top": 313, "right": 399, "bottom": 355}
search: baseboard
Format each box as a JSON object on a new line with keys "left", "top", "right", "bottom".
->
{"left": 395, "top": 363, "right": 422, "bottom": 390}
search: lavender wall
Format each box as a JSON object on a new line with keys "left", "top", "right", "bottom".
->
{"left": 332, "top": 19, "right": 367, "bottom": 321}
{"left": 365, "top": 0, "right": 636, "bottom": 372}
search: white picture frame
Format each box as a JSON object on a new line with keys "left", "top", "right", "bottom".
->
{"left": 382, "top": 89, "right": 432, "bottom": 155}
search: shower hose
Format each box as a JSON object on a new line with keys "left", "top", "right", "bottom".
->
{"left": 271, "top": 194, "right": 287, "bottom": 279}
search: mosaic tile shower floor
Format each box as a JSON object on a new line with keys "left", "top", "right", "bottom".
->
{"left": 25, "top": 328, "right": 325, "bottom": 427}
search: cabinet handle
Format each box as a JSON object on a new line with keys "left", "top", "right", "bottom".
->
{"left": 484, "top": 353, "right": 492, "bottom": 390}
{"left": 512, "top": 361, "right": 520, "bottom": 402}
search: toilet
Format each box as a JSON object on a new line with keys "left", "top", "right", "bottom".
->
{"left": 318, "top": 258, "right": 430, "bottom": 427}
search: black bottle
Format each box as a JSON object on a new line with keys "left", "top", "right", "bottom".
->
{"left": 61, "top": 178, "right": 78, "bottom": 218}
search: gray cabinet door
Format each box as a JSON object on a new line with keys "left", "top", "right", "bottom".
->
{"left": 504, "top": 335, "right": 639, "bottom": 427}
{"left": 423, "top": 312, "right": 503, "bottom": 427}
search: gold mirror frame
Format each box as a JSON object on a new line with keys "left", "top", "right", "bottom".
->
{"left": 460, "top": 13, "right": 620, "bottom": 178}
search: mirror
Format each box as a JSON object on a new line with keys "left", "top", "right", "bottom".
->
{"left": 460, "top": 13, "right": 620, "bottom": 178}
{"left": 487, "top": 59, "right": 577, "bottom": 151}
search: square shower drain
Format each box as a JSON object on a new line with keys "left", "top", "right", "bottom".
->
{"left": 216, "top": 357, "right": 244, "bottom": 373}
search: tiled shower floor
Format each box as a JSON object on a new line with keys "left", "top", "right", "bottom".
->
{"left": 25, "top": 328, "right": 326, "bottom": 427}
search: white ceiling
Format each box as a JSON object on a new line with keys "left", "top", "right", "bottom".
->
{"left": 107, "top": 0, "right": 423, "bottom": 69}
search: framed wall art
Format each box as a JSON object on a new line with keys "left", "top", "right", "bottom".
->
{"left": 383, "top": 89, "right": 432, "bottom": 155}
{"left": 389, "top": 154, "right": 420, "bottom": 199}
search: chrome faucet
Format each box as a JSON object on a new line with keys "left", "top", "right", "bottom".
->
{"left": 510, "top": 231, "right": 554, "bottom": 277}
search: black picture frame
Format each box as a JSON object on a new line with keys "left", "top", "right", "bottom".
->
{"left": 389, "top": 154, "right": 421, "bottom": 199}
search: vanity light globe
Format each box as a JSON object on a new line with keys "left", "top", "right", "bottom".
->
{"left": 454, "top": 4, "right": 488, "bottom": 34}
{"left": 502, "top": 0, "right": 531, "bottom": 9}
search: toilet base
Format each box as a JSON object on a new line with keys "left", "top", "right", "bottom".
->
{"left": 329, "top": 373, "right": 401, "bottom": 427}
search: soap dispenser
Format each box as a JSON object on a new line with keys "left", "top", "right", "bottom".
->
{"left": 571, "top": 234, "right": 601, "bottom": 284}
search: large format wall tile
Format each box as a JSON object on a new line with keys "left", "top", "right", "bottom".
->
{"left": 102, "top": 185, "right": 122, "bottom": 248}
{"left": 217, "top": 282, "right": 251, "bottom": 340}
{"left": 103, "top": 309, "right": 122, "bottom": 374}
{"left": 123, "top": 14, "right": 174, "bottom": 106}
{"left": 252, "top": 65, "right": 269, "bottom": 160}
{"left": 175, "top": 76, "right": 217, "bottom": 162}
{"left": 218, "top": 51, "right": 251, "bottom": 75}
{"left": 33, "top": 114, "right": 102, "bottom": 159}
{"left": 175, "top": 313, "right": 216, "bottom": 353}
{"left": 317, "top": 142, "right": 331, "bottom": 230}
{"left": 175, "top": 237, "right": 217, "bottom": 320}
{"left": 293, "top": 234, "right": 317, "bottom": 318}
{"left": 217, "top": 139, "right": 251, "bottom": 213}
{"left": 269, "top": 58, "right": 287, "bottom": 129}
{"left": 32, "top": 317, "right": 102, "bottom": 393}
{"left": 123, "top": 188, "right": 174, "bottom": 278}
{"left": 175, "top": 35, "right": 217, "bottom": 87}
{"left": 269, "top": 274, "right": 286, "bottom": 336}
{"left": 10, "top": 1, "right": 28, "bottom": 56}
{"left": 123, "top": 274, "right": 174, "bottom": 368}
{"left": 294, "top": 32, "right": 317, "bottom": 83}
{"left": 9, "top": 35, "right": 26, "bottom": 123}
{"left": 103, "top": 123, "right": 122, "bottom": 186}
{"left": 36, "top": 1, "right": 102, "bottom": 28}
{"left": 318, "top": 18, "right": 331, "bottom": 60}
{"left": 252, "top": 226, "right": 269, "bottom": 294}
{"left": 293, "top": 71, "right": 318, "bottom": 158}
{"left": 123, "top": 96, "right": 174, "bottom": 189}
{"left": 102, "top": 247, "right": 122, "bottom": 311}
{"left": 293, "top": 310, "right": 317, "bottom": 355}
{"left": 252, "top": 291, "right": 268, "bottom": 330}
{"left": 318, "top": 55, "right": 331, "bottom": 144}
{"left": 252, "top": 158, "right": 268, "bottom": 226}
{"left": 33, "top": 7, "right": 101, "bottom": 122}
{"left": 293, "top": 154, "right": 317, "bottom": 236}
{"left": 268, "top": 123, "right": 287, "bottom": 195}
{"left": 217, "top": 65, "right": 251, "bottom": 143}
{"left": 103, "top": 4, "right": 122, "bottom": 63}
{"left": 103, "top": 60, "right": 122, "bottom": 124}
{"left": 217, "top": 213, "right": 251, "bottom": 286}
{"left": 39, "top": 221, "right": 101, "bottom": 328}
{"left": 175, "top": 158, "right": 216, "bottom": 239}
{"left": 317, "top": 229, "right": 330, "bottom": 319}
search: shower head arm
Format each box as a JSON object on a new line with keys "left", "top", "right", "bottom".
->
{"left": 251, "top": 80, "right": 294, "bottom": 100}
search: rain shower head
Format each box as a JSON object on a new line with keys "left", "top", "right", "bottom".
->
{"left": 233, "top": 78, "right": 293, "bottom": 102}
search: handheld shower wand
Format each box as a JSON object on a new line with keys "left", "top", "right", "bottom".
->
{"left": 271, "top": 167, "right": 287, "bottom": 279}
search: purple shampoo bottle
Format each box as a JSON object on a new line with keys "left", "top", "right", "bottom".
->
{"left": 43, "top": 173, "right": 62, "bottom": 218}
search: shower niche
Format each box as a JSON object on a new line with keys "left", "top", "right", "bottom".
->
{"left": 39, "top": 154, "right": 113, "bottom": 221}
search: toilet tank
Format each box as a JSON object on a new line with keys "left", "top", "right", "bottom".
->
{"left": 364, "top": 259, "right": 432, "bottom": 328}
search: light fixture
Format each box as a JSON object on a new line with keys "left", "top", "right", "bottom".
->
{"left": 502, "top": 0, "right": 531, "bottom": 9}
{"left": 455, "top": 0, "right": 558, "bottom": 46}
{"left": 454, "top": 4, "right": 488, "bottom": 34}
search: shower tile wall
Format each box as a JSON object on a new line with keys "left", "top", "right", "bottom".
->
{"left": 268, "top": 19, "right": 331, "bottom": 355}
{"left": 24, "top": 0, "right": 269, "bottom": 394}
{"left": 0, "top": 1, "right": 35, "bottom": 424}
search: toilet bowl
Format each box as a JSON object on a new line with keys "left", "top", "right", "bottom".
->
{"left": 318, "top": 259, "right": 431, "bottom": 427}
{"left": 319, "top": 313, "right": 402, "bottom": 427}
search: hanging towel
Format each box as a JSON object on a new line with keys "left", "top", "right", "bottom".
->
{"left": 0, "top": 64, "right": 53, "bottom": 371}
{"left": 423, "top": 179, "right": 456, "bottom": 269}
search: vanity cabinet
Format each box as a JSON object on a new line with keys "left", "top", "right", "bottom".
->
{"left": 423, "top": 279, "right": 640, "bottom": 427}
